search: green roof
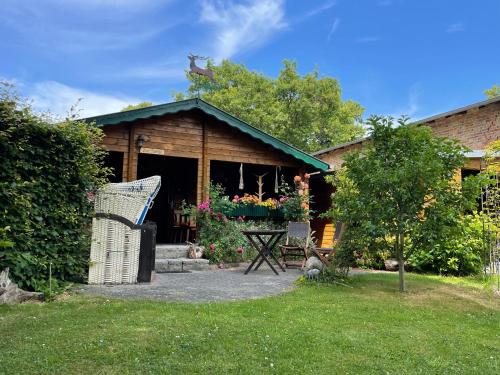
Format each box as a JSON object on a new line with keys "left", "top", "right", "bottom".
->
{"left": 84, "top": 98, "right": 329, "bottom": 171}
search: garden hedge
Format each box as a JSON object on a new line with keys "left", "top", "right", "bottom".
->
{"left": 0, "top": 84, "right": 108, "bottom": 292}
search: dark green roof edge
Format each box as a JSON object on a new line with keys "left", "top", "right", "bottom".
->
{"left": 83, "top": 98, "right": 329, "bottom": 171}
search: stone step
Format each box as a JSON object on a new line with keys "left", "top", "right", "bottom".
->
{"left": 155, "top": 258, "right": 210, "bottom": 273}
{"left": 156, "top": 244, "right": 189, "bottom": 259}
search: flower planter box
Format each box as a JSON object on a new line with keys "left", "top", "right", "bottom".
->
{"left": 226, "top": 205, "right": 283, "bottom": 218}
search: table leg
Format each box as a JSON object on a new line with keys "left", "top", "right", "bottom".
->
{"left": 244, "top": 235, "right": 264, "bottom": 275}
{"left": 245, "top": 234, "right": 279, "bottom": 275}
{"left": 255, "top": 233, "right": 285, "bottom": 272}
{"left": 252, "top": 234, "right": 282, "bottom": 275}
{"left": 255, "top": 234, "right": 286, "bottom": 272}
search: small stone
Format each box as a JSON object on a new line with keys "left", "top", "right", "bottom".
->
{"left": 384, "top": 259, "right": 399, "bottom": 271}
{"left": 305, "top": 256, "right": 324, "bottom": 271}
{"left": 306, "top": 269, "right": 320, "bottom": 278}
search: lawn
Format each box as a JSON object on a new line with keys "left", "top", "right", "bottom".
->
{"left": 0, "top": 273, "right": 498, "bottom": 374}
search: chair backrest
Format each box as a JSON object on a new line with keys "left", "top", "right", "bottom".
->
{"left": 320, "top": 223, "right": 335, "bottom": 247}
{"left": 319, "top": 222, "right": 345, "bottom": 248}
{"left": 286, "top": 221, "right": 310, "bottom": 246}
{"left": 334, "top": 222, "right": 344, "bottom": 242}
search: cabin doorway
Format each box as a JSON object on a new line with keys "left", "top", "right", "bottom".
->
{"left": 104, "top": 151, "right": 124, "bottom": 183}
{"left": 137, "top": 154, "right": 198, "bottom": 244}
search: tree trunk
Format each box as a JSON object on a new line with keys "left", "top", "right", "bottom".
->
{"left": 0, "top": 268, "right": 44, "bottom": 304}
{"left": 397, "top": 232, "right": 405, "bottom": 292}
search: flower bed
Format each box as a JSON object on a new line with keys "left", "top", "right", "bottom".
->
{"left": 184, "top": 179, "right": 311, "bottom": 265}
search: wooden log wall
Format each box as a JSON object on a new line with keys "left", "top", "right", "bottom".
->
{"left": 100, "top": 110, "right": 303, "bottom": 204}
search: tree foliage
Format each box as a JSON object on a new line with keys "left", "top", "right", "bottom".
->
{"left": 175, "top": 60, "right": 365, "bottom": 152}
{"left": 325, "top": 116, "right": 482, "bottom": 291}
{"left": 121, "top": 101, "right": 153, "bottom": 112}
{"left": 0, "top": 83, "right": 108, "bottom": 292}
{"left": 484, "top": 84, "right": 500, "bottom": 99}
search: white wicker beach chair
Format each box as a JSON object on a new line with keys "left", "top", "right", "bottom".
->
{"left": 88, "top": 176, "right": 161, "bottom": 284}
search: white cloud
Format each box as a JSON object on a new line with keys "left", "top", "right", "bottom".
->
{"left": 327, "top": 18, "right": 340, "bottom": 42}
{"left": 391, "top": 83, "right": 421, "bottom": 118}
{"left": 305, "top": 0, "right": 337, "bottom": 18}
{"left": 446, "top": 22, "right": 464, "bottom": 33}
{"left": 200, "top": 0, "right": 286, "bottom": 61}
{"left": 29, "top": 81, "right": 142, "bottom": 118}
{"left": 0, "top": 0, "right": 176, "bottom": 53}
{"left": 356, "top": 36, "right": 380, "bottom": 43}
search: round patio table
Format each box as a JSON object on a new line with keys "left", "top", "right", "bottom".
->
{"left": 242, "top": 229, "right": 287, "bottom": 275}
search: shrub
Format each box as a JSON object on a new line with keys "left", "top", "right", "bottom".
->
{"left": 279, "top": 175, "right": 311, "bottom": 222}
{"left": 0, "top": 83, "right": 108, "bottom": 291}
{"left": 189, "top": 183, "right": 283, "bottom": 264}
{"left": 409, "top": 214, "right": 488, "bottom": 275}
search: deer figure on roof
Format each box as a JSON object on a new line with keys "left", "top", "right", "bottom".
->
{"left": 188, "top": 53, "right": 215, "bottom": 82}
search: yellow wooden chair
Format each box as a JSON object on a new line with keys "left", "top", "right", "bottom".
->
{"left": 312, "top": 222, "right": 345, "bottom": 267}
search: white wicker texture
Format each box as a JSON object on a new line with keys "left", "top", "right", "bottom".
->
{"left": 88, "top": 176, "right": 161, "bottom": 284}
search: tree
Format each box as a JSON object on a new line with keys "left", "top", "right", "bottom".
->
{"left": 121, "top": 102, "right": 153, "bottom": 112}
{"left": 484, "top": 84, "right": 500, "bottom": 99}
{"left": 326, "top": 116, "right": 479, "bottom": 292}
{"left": 175, "top": 60, "right": 365, "bottom": 152}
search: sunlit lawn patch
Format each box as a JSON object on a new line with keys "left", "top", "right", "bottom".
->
{"left": 0, "top": 273, "right": 498, "bottom": 374}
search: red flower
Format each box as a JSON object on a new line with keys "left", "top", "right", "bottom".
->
{"left": 236, "top": 247, "right": 244, "bottom": 254}
{"left": 209, "top": 244, "right": 215, "bottom": 250}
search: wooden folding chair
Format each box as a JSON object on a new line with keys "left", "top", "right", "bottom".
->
{"left": 279, "top": 222, "right": 311, "bottom": 269}
{"left": 312, "top": 222, "right": 345, "bottom": 267}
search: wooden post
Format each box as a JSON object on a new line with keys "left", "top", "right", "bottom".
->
{"left": 201, "top": 120, "right": 210, "bottom": 202}
{"left": 126, "top": 124, "right": 137, "bottom": 181}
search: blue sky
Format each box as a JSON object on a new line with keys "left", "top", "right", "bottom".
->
{"left": 1, "top": 0, "right": 499, "bottom": 120}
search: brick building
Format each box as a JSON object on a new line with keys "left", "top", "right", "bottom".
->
{"left": 313, "top": 96, "right": 500, "bottom": 172}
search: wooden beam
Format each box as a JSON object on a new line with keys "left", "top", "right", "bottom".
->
{"left": 201, "top": 119, "right": 210, "bottom": 201}
{"left": 126, "top": 124, "right": 137, "bottom": 181}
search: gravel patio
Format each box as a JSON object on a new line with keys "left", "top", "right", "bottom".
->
{"left": 79, "top": 265, "right": 302, "bottom": 303}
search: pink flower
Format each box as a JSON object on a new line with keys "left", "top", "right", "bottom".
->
{"left": 237, "top": 216, "right": 245, "bottom": 222}
{"left": 209, "top": 244, "right": 215, "bottom": 250}
{"left": 236, "top": 247, "right": 244, "bottom": 254}
{"left": 197, "top": 201, "right": 211, "bottom": 212}
{"left": 86, "top": 191, "right": 95, "bottom": 202}
{"left": 279, "top": 197, "right": 287, "bottom": 203}
{"left": 223, "top": 217, "right": 229, "bottom": 224}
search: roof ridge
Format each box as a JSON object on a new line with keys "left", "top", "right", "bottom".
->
{"left": 82, "top": 98, "right": 329, "bottom": 171}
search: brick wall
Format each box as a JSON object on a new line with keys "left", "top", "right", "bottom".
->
{"left": 425, "top": 101, "right": 500, "bottom": 151}
{"left": 317, "top": 101, "right": 500, "bottom": 169}
{"left": 317, "top": 142, "right": 365, "bottom": 170}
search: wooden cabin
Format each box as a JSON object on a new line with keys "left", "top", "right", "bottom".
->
{"left": 85, "top": 98, "right": 329, "bottom": 243}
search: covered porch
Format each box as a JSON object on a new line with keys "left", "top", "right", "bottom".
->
{"left": 91, "top": 99, "right": 330, "bottom": 245}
